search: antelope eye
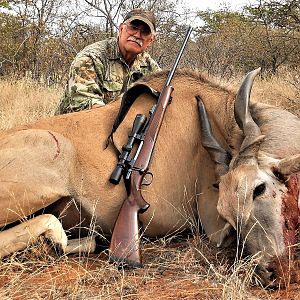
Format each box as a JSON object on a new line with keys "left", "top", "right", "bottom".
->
{"left": 253, "top": 183, "right": 266, "bottom": 200}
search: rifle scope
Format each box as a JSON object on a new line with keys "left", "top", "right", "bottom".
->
{"left": 109, "top": 114, "right": 147, "bottom": 185}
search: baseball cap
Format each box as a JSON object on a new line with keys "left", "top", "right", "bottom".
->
{"left": 124, "top": 8, "right": 156, "bottom": 35}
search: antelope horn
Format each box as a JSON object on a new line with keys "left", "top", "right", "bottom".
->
{"left": 233, "top": 68, "right": 265, "bottom": 166}
{"left": 196, "top": 96, "right": 231, "bottom": 179}
{"left": 234, "top": 68, "right": 261, "bottom": 139}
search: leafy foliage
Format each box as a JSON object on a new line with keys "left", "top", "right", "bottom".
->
{"left": 194, "top": 1, "right": 300, "bottom": 75}
{"left": 0, "top": 0, "right": 10, "bottom": 8}
{"left": 0, "top": 0, "right": 299, "bottom": 83}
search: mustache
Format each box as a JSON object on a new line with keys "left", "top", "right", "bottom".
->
{"left": 127, "top": 36, "right": 143, "bottom": 47}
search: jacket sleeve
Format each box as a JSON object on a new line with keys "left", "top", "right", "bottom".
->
{"left": 60, "top": 55, "right": 106, "bottom": 113}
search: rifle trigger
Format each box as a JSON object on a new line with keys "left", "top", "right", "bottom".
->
{"left": 142, "top": 172, "right": 153, "bottom": 186}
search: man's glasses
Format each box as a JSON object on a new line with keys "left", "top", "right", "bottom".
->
{"left": 124, "top": 23, "right": 152, "bottom": 38}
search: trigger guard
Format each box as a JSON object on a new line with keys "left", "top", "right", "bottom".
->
{"left": 142, "top": 172, "right": 153, "bottom": 186}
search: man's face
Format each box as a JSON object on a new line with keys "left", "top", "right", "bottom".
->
{"left": 118, "top": 20, "right": 154, "bottom": 56}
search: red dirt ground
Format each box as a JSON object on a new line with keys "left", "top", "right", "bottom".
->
{"left": 1, "top": 239, "right": 300, "bottom": 299}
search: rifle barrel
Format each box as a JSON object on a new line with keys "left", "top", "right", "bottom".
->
{"left": 165, "top": 26, "right": 193, "bottom": 87}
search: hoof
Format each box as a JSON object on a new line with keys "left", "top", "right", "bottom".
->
{"left": 44, "top": 237, "right": 65, "bottom": 257}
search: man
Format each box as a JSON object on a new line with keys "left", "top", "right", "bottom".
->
{"left": 57, "top": 8, "right": 161, "bottom": 114}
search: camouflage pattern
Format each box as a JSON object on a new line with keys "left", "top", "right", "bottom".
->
{"left": 57, "top": 37, "right": 161, "bottom": 114}
{"left": 124, "top": 8, "right": 156, "bottom": 34}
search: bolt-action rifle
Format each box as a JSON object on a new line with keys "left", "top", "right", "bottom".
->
{"left": 109, "top": 26, "right": 193, "bottom": 267}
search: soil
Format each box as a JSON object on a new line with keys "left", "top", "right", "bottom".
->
{"left": 1, "top": 238, "right": 300, "bottom": 299}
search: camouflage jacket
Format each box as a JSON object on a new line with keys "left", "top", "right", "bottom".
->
{"left": 57, "top": 37, "right": 161, "bottom": 114}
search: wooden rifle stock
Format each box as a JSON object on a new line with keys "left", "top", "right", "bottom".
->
{"left": 109, "top": 171, "right": 149, "bottom": 267}
{"left": 109, "top": 26, "right": 192, "bottom": 267}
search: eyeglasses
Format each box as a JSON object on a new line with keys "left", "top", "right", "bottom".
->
{"left": 124, "top": 23, "right": 152, "bottom": 38}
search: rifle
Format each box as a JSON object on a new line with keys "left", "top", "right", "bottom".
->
{"left": 109, "top": 26, "right": 193, "bottom": 267}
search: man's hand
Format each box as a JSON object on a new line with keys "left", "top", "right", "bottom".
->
{"left": 92, "top": 104, "right": 102, "bottom": 109}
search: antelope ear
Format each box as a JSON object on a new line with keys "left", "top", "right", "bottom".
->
{"left": 277, "top": 154, "right": 300, "bottom": 177}
{"left": 217, "top": 222, "right": 236, "bottom": 248}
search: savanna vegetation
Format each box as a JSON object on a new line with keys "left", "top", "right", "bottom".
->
{"left": 0, "top": 0, "right": 299, "bottom": 81}
{"left": 0, "top": 0, "right": 299, "bottom": 299}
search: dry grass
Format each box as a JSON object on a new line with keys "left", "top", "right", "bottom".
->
{"left": 1, "top": 234, "right": 294, "bottom": 299}
{"left": 217, "top": 68, "right": 300, "bottom": 118}
{"left": 0, "top": 69, "right": 299, "bottom": 130}
{"left": 0, "top": 235, "right": 268, "bottom": 300}
{"left": 249, "top": 70, "right": 300, "bottom": 118}
{"left": 0, "top": 71, "right": 299, "bottom": 299}
{"left": 0, "top": 77, "right": 62, "bottom": 130}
